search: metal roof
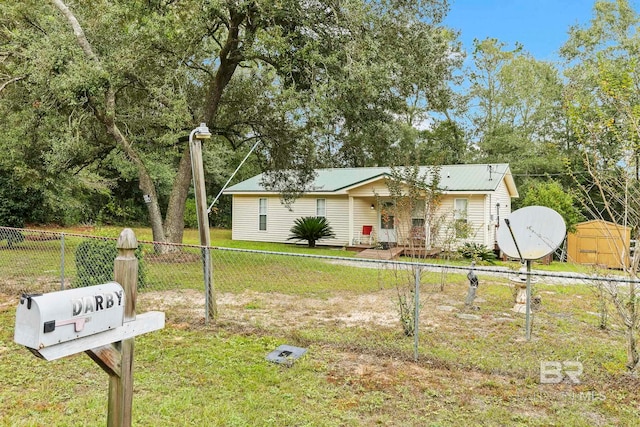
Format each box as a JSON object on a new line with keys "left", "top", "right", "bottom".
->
{"left": 224, "top": 163, "right": 518, "bottom": 196}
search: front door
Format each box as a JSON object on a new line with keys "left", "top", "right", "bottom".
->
{"left": 379, "top": 201, "right": 397, "bottom": 244}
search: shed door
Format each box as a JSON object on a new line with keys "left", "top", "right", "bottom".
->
{"left": 596, "top": 236, "right": 624, "bottom": 268}
{"left": 578, "top": 237, "right": 597, "bottom": 265}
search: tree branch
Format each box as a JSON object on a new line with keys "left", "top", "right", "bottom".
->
{"left": 50, "top": 0, "right": 98, "bottom": 62}
{"left": 23, "top": 16, "right": 48, "bottom": 36}
{"left": 0, "top": 75, "right": 26, "bottom": 96}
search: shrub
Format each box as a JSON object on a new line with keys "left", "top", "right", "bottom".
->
{"left": 288, "top": 216, "right": 336, "bottom": 248}
{"left": 458, "top": 242, "right": 496, "bottom": 263}
{"left": 0, "top": 228, "right": 25, "bottom": 248}
{"left": 184, "top": 198, "right": 198, "bottom": 229}
{"left": 75, "top": 239, "right": 146, "bottom": 288}
{"left": 0, "top": 173, "right": 44, "bottom": 227}
{"left": 97, "top": 199, "right": 148, "bottom": 226}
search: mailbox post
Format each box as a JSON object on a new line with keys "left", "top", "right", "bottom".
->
{"left": 108, "top": 228, "right": 136, "bottom": 426}
{"left": 14, "top": 228, "right": 164, "bottom": 427}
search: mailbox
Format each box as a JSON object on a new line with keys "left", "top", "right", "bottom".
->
{"left": 14, "top": 282, "right": 125, "bottom": 351}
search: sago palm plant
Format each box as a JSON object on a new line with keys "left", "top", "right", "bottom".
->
{"left": 288, "top": 216, "right": 335, "bottom": 248}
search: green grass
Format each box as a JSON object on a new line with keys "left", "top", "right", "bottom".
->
{"left": 0, "top": 318, "right": 361, "bottom": 426}
{"left": 3, "top": 226, "right": 640, "bottom": 425}
{"left": 3, "top": 282, "right": 638, "bottom": 426}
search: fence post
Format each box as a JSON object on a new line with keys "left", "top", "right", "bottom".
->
{"left": 414, "top": 266, "right": 420, "bottom": 361}
{"left": 190, "top": 134, "right": 218, "bottom": 323}
{"left": 108, "top": 228, "right": 138, "bottom": 427}
{"left": 60, "top": 233, "right": 65, "bottom": 290}
{"left": 203, "top": 246, "right": 217, "bottom": 324}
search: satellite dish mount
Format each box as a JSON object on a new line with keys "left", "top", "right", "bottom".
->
{"left": 497, "top": 206, "right": 566, "bottom": 341}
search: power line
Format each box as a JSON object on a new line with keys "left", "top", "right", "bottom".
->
{"left": 510, "top": 171, "right": 592, "bottom": 178}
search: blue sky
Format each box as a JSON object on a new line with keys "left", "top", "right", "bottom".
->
{"left": 444, "top": 0, "right": 612, "bottom": 62}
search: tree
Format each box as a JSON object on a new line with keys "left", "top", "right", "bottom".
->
{"left": 561, "top": 0, "right": 640, "bottom": 372}
{"left": 520, "top": 180, "right": 583, "bottom": 233}
{"left": 467, "top": 38, "right": 568, "bottom": 181}
{"left": 0, "top": 0, "right": 460, "bottom": 245}
{"left": 0, "top": 170, "right": 45, "bottom": 228}
{"left": 383, "top": 165, "right": 442, "bottom": 336}
{"left": 288, "top": 216, "right": 335, "bottom": 248}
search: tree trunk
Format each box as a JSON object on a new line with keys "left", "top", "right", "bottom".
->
{"left": 626, "top": 323, "right": 639, "bottom": 371}
{"left": 51, "top": 1, "right": 172, "bottom": 249}
{"left": 139, "top": 168, "right": 168, "bottom": 246}
{"left": 164, "top": 146, "right": 193, "bottom": 244}
{"left": 626, "top": 280, "right": 639, "bottom": 371}
{"left": 100, "top": 89, "right": 170, "bottom": 250}
{"left": 105, "top": 122, "right": 170, "bottom": 251}
{"left": 203, "top": 8, "right": 242, "bottom": 125}
{"left": 55, "top": 0, "right": 241, "bottom": 247}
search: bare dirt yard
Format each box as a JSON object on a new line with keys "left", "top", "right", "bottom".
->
{"left": 133, "top": 282, "right": 639, "bottom": 426}
{"left": 3, "top": 280, "right": 638, "bottom": 425}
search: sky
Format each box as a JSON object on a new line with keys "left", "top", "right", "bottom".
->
{"left": 444, "top": 0, "right": 620, "bottom": 62}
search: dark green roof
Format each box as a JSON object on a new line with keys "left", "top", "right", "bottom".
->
{"left": 225, "top": 164, "right": 517, "bottom": 196}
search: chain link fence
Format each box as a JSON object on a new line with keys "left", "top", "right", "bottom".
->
{"left": 2, "top": 226, "right": 640, "bottom": 363}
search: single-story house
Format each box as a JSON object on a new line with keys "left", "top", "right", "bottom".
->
{"left": 224, "top": 164, "right": 518, "bottom": 249}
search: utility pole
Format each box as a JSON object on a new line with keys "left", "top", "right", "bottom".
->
{"left": 189, "top": 123, "right": 217, "bottom": 322}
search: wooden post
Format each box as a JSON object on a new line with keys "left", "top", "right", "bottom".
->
{"left": 106, "top": 229, "right": 137, "bottom": 427}
{"left": 14, "top": 227, "right": 164, "bottom": 425}
{"left": 189, "top": 136, "right": 218, "bottom": 322}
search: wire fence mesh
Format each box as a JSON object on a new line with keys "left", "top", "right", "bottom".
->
{"left": 2, "top": 226, "right": 640, "bottom": 363}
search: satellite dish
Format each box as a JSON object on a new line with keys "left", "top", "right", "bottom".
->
{"left": 497, "top": 206, "right": 566, "bottom": 260}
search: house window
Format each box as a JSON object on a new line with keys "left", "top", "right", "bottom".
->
{"left": 259, "top": 198, "right": 267, "bottom": 231}
{"left": 381, "top": 201, "right": 395, "bottom": 230}
{"left": 454, "top": 198, "right": 468, "bottom": 238}
{"left": 316, "top": 199, "right": 326, "bottom": 217}
{"left": 412, "top": 218, "right": 425, "bottom": 227}
{"left": 411, "top": 203, "right": 425, "bottom": 228}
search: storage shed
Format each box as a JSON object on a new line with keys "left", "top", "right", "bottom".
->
{"left": 567, "top": 220, "right": 631, "bottom": 269}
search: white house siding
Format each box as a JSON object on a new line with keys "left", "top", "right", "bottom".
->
{"left": 231, "top": 196, "right": 260, "bottom": 241}
{"left": 493, "top": 180, "right": 513, "bottom": 217}
{"left": 322, "top": 196, "right": 350, "bottom": 245}
{"left": 346, "top": 180, "right": 494, "bottom": 246}
{"left": 484, "top": 181, "right": 513, "bottom": 248}
{"left": 346, "top": 180, "right": 386, "bottom": 244}
{"left": 352, "top": 198, "right": 379, "bottom": 244}
{"left": 347, "top": 180, "right": 391, "bottom": 198}
{"left": 432, "top": 194, "right": 487, "bottom": 249}
{"left": 467, "top": 195, "right": 486, "bottom": 245}
{"left": 231, "top": 195, "right": 350, "bottom": 246}
{"left": 230, "top": 173, "right": 516, "bottom": 249}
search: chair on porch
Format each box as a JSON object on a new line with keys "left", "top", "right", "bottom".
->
{"left": 358, "top": 225, "right": 374, "bottom": 245}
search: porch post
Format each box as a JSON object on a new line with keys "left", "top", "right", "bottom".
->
{"left": 425, "top": 200, "right": 431, "bottom": 248}
{"left": 348, "top": 195, "right": 354, "bottom": 245}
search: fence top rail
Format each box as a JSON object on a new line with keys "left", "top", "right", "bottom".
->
{"left": 6, "top": 226, "right": 640, "bottom": 285}
{"left": 0, "top": 226, "right": 207, "bottom": 250}
{"left": 0, "top": 226, "right": 118, "bottom": 241}
{"left": 210, "top": 246, "right": 640, "bottom": 284}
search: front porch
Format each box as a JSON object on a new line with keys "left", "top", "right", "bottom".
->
{"left": 345, "top": 243, "right": 376, "bottom": 252}
{"left": 347, "top": 242, "right": 442, "bottom": 260}
{"left": 354, "top": 247, "right": 405, "bottom": 260}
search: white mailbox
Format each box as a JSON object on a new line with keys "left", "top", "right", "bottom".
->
{"left": 14, "top": 282, "right": 125, "bottom": 351}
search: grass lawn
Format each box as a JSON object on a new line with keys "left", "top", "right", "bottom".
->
{"left": 2, "top": 225, "right": 638, "bottom": 425}
{"left": 3, "top": 277, "right": 640, "bottom": 425}
{"left": 31, "top": 224, "right": 597, "bottom": 272}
